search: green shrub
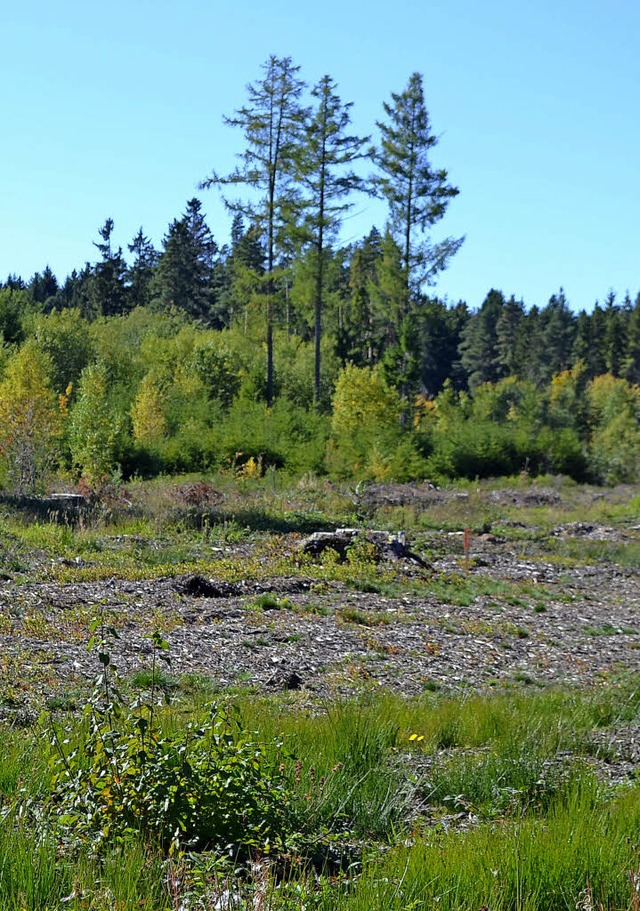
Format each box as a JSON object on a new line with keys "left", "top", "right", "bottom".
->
{"left": 538, "top": 426, "right": 588, "bottom": 480}
{"left": 426, "top": 421, "right": 535, "bottom": 480}
{"left": 68, "top": 361, "right": 128, "bottom": 483}
{"left": 49, "top": 624, "right": 296, "bottom": 857}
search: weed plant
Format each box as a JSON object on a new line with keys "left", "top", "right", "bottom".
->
{"left": 47, "top": 622, "right": 298, "bottom": 859}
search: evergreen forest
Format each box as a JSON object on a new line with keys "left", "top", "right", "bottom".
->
{"left": 3, "top": 57, "right": 640, "bottom": 492}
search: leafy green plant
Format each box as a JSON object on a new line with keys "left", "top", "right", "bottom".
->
{"left": 48, "top": 618, "right": 297, "bottom": 857}
{"left": 251, "top": 592, "right": 294, "bottom": 611}
{"left": 68, "top": 361, "right": 128, "bottom": 485}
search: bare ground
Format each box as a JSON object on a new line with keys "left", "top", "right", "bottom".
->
{"left": 2, "top": 520, "right": 639, "bottom": 706}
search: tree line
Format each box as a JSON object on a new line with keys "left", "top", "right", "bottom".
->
{"left": 1, "top": 57, "right": 639, "bottom": 490}
{"left": 4, "top": 252, "right": 640, "bottom": 402}
{"left": 0, "top": 287, "right": 638, "bottom": 492}
{"left": 4, "top": 58, "right": 464, "bottom": 404}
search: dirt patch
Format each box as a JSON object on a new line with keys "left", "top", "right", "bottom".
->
{"left": 1, "top": 530, "right": 640, "bottom": 709}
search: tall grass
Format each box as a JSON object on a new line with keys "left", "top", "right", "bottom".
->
{"left": 1, "top": 661, "right": 640, "bottom": 907}
{"left": 331, "top": 781, "right": 640, "bottom": 911}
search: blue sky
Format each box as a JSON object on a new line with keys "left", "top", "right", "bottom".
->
{"left": 1, "top": 0, "right": 638, "bottom": 313}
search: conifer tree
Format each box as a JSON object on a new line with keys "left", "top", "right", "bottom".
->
{"left": 458, "top": 289, "right": 504, "bottom": 388}
{"left": 572, "top": 310, "right": 592, "bottom": 370}
{"left": 200, "top": 56, "right": 306, "bottom": 405}
{"left": 339, "top": 228, "right": 384, "bottom": 365}
{"left": 296, "top": 75, "right": 370, "bottom": 405}
{"left": 218, "top": 213, "right": 266, "bottom": 327}
{"left": 603, "top": 291, "right": 625, "bottom": 377}
{"left": 373, "top": 72, "right": 462, "bottom": 303}
{"left": 28, "top": 266, "right": 59, "bottom": 310}
{"left": 623, "top": 293, "right": 640, "bottom": 383}
{"left": 587, "top": 303, "right": 608, "bottom": 378}
{"left": 0, "top": 287, "right": 28, "bottom": 345}
{"left": 59, "top": 267, "right": 93, "bottom": 317}
{"left": 127, "top": 228, "right": 159, "bottom": 310}
{"left": 518, "top": 305, "right": 546, "bottom": 385}
{"left": 153, "top": 199, "right": 219, "bottom": 323}
{"left": 89, "top": 219, "right": 128, "bottom": 317}
{"left": 495, "top": 295, "right": 526, "bottom": 377}
{"left": 538, "top": 289, "right": 576, "bottom": 383}
{"left": 418, "top": 297, "right": 469, "bottom": 396}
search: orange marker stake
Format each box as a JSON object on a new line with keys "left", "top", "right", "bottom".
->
{"left": 464, "top": 527, "right": 470, "bottom": 573}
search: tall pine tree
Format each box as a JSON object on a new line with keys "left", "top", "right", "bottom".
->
{"left": 200, "top": 56, "right": 306, "bottom": 405}
{"left": 373, "top": 72, "right": 462, "bottom": 304}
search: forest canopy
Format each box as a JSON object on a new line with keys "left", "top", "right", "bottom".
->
{"left": 2, "top": 58, "right": 639, "bottom": 491}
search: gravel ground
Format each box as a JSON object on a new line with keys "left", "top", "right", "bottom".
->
{"left": 2, "top": 496, "right": 640, "bottom": 790}
{"left": 2, "top": 523, "right": 639, "bottom": 704}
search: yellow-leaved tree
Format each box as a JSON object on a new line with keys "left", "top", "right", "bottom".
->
{"left": 131, "top": 373, "right": 167, "bottom": 447}
{"left": 586, "top": 374, "right": 640, "bottom": 484}
{"left": 327, "top": 363, "right": 407, "bottom": 480}
{"left": 0, "top": 341, "right": 65, "bottom": 493}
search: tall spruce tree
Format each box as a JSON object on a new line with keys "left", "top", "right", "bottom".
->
{"left": 296, "top": 75, "right": 370, "bottom": 405}
{"left": 538, "top": 289, "right": 576, "bottom": 382}
{"left": 89, "top": 219, "right": 128, "bottom": 317}
{"left": 339, "top": 228, "right": 384, "bottom": 365}
{"left": 200, "top": 55, "right": 306, "bottom": 405}
{"left": 373, "top": 72, "right": 462, "bottom": 305}
{"left": 153, "top": 199, "right": 218, "bottom": 322}
{"left": 418, "top": 297, "right": 469, "bottom": 396}
{"left": 588, "top": 302, "right": 608, "bottom": 378}
{"left": 28, "top": 266, "right": 59, "bottom": 310}
{"left": 603, "top": 291, "right": 625, "bottom": 377}
{"left": 218, "top": 213, "right": 266, "bottom": 328}
{"left": 495, "top": 295, "right": 526, "bottom": 377}
{"left": 519, "top": 305, "right": 546, "bottom": 385}
{"left": 458, "top": 289, "right": 504, "bottom": 389}
{"left": 127, "top": 228, "right": 159, "bottom": 310}
{"left": 623, "top": 293, "right": 640, "bottom": 383}
{"left": 59, "top": 267, "right": 93, "bottom": 318}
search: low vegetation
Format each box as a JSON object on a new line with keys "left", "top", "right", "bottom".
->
{"left": 3, "top": 646, "right": 640, "bottom": 909}
{"left": 0, "top": 475, "right": 638, "bottom": 908}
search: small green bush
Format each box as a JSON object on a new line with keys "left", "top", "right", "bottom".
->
{"left": 49, "top": 624, "right": 296, "bottom": 857}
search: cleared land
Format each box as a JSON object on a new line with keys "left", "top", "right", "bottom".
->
{"left": 2, "top": 479, "right": 640, "bottom": 714}
{"left": 2, "top": 477, "right": 640, "bottom": 910}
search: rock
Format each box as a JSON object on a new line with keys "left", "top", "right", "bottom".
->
{"left": 179, "top": 575, "right": 316, "bottom": 598}
{"left": 266, "top": 668, "right": 304, "bottom": 691}
{"left": 182, "top": 575, "right": 228, "bottom": 598}
{"left": 300, "top": 530, "right": 359, "bottom": 560}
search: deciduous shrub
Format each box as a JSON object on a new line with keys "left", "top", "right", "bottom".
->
{"left": 0, "top": 341, "right": 65, "bottom": 493}
{"left": 49, "top": 625, "right": 296, "bottom": 857}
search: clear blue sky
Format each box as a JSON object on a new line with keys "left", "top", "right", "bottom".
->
{"left": 2, "top": 0, "right": 638, "bottom": 313}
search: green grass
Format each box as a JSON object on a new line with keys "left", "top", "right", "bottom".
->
{"left": 2, "top": 476, "right": 640, "bottom": 907}
{"left": 585, "top": 622, "right": 638, "bottom": 636}
{"left": 546, "top": 537, "right": 640, "bottom": 567}
{"left": 0, "top": 680, "right": 640, "bottom": 909}
{"left": 338, "top": 605, "right": 391, "bottom": 626}
{"left": 330, "top": 785, "right": 640, "bottom": 911}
